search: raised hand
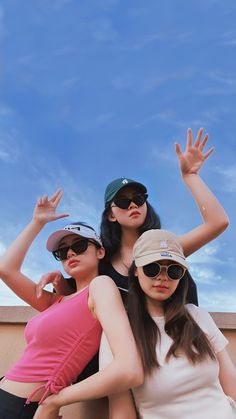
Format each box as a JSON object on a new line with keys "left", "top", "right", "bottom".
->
{"left": 36, "top": 271, "right": 71, "bottom": 298}
{"left": 33, "top": 189, "right": 69, "bottom": 225}
{"left": 175, "top": 128, "right": 214, "bottom": 176}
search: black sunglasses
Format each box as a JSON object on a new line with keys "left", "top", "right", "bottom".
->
{"left": 142, "top": 262, "right": 186, "bottom": 281}
{"left": 53, "top": 239, "right": 93, "bottom": 261}
{"left": 112, "top": 193, "right": 148, "bottom": 210}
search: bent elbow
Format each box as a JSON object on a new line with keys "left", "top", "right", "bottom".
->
{"left": 123, "top": 361, "right": 144, "bottom": 388}
{"left": 217, "top": 215, "right": 230, "bottom": 235}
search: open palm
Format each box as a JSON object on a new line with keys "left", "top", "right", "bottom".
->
{"left": 175, "top": 128, "right": 214, "bottom": 175}
{"left": 33, "top": 189, "right": 68, "bottom": 225}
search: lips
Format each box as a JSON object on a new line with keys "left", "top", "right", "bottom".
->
{"left": 129, "top": 210, "right": 141, "bottom": 217}
{"left": 68, "top": 258, "right": 79, "bottom": 267}
{"left": 153, "top": 285, "right": 169, "bottom": 290}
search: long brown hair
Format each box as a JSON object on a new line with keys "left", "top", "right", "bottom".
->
{"left": 127, "top": 262, "right": 216, "bottom": 375}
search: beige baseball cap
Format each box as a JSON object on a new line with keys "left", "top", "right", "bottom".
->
{"left": 133, "top": 229, "right": 188, "bottom": 269}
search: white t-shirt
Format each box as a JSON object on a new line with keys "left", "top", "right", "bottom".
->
{"left": 99, "top": 304, "right": 235, "bottom": 419}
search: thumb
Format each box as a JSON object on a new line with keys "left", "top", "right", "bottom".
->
{"left": 52, "top": 213, "right": 69, "bottom": 221}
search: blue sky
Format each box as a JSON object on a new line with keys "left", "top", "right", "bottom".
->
{"left": 0, "top": 0, "right": 236, "bottom": 311}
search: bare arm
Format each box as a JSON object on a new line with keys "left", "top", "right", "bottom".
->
{"left": 109, "top": 391, "right": 138, "bottom": 419}
{"left": 176, "top": 128, "right": 229, "bottom": 256}
{"left": 0, "top": 190, "right": 68, "bottom": 311}
{"left": 33, "top": 276, "right": 143, "bottom": 418}
{"left": 217, "top": 349, "right": 236, "bottom": 401}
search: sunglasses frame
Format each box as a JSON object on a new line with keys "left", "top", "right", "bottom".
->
{"left": 53, "top": 238, "right": 93, "bottom": 261}
{"left": 142, "top": 262, "right": 186, "bottom": 281}
{"left": 111, "top": 193, "right": 148, "bottom": 210}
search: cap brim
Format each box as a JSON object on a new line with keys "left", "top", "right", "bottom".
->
{"left": 108, "top": 182, "right": 147, "bottom": 204}
{"left": 46, "top": 230, "right": 85, "bottom": 252}
{"left": 135, "top": 252, "right": 188, "bottom": 269}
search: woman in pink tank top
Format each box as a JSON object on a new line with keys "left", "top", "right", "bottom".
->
{"left": 0, "top": 190, "right": 143, "bottom": 419}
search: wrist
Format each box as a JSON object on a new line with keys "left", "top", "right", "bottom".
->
{"left": 31, "top": 218, "right": 46, "bottom": 229}
{"left": 43, "top": 393, "right": 62, "bottom": 409}
{"left": 182, "top": 172, "right": 199, "bottom": 181}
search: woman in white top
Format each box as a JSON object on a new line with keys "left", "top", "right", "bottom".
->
{"left": 99, "top": 229, "right": 236, "bottom": 419}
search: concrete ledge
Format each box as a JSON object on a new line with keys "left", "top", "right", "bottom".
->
{"left": 0, "top": 306, "right": 38, "bottom": 323}
{"left": 0, "top": 306, "right": 236, "bottom": 329}
{"left": 210, "top": 312, "right": 236, "bottom": 329}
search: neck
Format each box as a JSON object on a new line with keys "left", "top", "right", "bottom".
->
{"left": 146, "top": 298, "right": 164, "bottom": 317}
{"left": 118, "top": 228, "right": 139, "bottom": 269}
{"left": 73, "top": 269, "right": 99, "bottom": 292}
{"left": 120, "top": 227, "right": 140, "bottom": 248}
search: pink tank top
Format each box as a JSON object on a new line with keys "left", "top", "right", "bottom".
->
{"left": 5, "top": 286, "right": 102, "bottom": 404}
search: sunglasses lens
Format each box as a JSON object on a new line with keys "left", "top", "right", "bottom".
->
{"left": 53, "top": 247, "right": 68, "bottom": 261}
{"left": 71, "top": 239, "right": 89, "bottom": 255}
{"left": 113, "top": 198, "right": 131, "bottom": 209}
{"left": 52, "top": 239, "right": 89, "bottom": 261}
{"left": 167, "top": 264, "right": 185, "bottom": 280}
{"left": 143, "top": 262, "right": 160, "bottom": 278}
{"left": 113, "top": 194, "right": 148, "bottom": 209}
{"left": 133, "top": 194, "right": 147, "bottom": 206}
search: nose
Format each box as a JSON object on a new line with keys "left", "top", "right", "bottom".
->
{"left": 155, "top": 267, "right": 168, "bottom": 281}
{"left": 67, "top": 247, "right": 76, "bottom": 259}
{"left": 128, "top": 200, "right": 138, "bottom": 210}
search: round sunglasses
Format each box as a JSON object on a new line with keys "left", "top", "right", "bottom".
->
{"left": 112, "top": 193, "right": 148, "bottom": 210}
{"left": 142, "top": 262, "right": 186, "bottom": 281}
{"left": 52, "top": 239, "right": 95, "bottom": 261}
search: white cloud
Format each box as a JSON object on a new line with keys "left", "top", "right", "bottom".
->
{"left": 188, "top": 244, "right": 224, "bottom": 265}
{"left": 199, "top": 290, "right": 236, "bottom": 312}
{"left": 190, "top": 265, "right": 223, "bottom": 285}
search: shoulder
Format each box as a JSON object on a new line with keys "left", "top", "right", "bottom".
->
{"left": 88, "top": 275, "right": 125, "bottom": 320}
{"left": 90, "top": 275, "right": 116, "bottom": 289}
{"left": 89, "top": 275, "right": 119, "bottom": 300}
{"left": 186, "top": 303, "right": 209, "bottom": 317}
{"left": 185, "top": 304, "right": 228, "bottom": 351}
{"left": 185, "top": 304, "right": 215, "bottom": 327}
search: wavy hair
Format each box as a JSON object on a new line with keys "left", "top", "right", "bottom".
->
{"left": 127, "top": 263, "right": 216, "bottom": 375}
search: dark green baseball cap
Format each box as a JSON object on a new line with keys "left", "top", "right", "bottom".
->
{"left": 104, "top": 178, "right": 147, "bottom": 207}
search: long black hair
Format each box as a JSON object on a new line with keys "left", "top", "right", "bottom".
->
{"left": 100, "top": 201, "right": 161, "bottom": 260}
{"left": 127, "top": 263, "right": 215, "bottom": 375}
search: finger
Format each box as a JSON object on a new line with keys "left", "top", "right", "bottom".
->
{"left": 36, "top": 197, "right": 43, "bottom": 207}
{"left": 203, "top": 146, "right": 214, "bottom": 160}
{"left": 41, "top": 195, "right": 48, "bottom": 205}
{"left": 187, "top": 128, "right": 193, "bottom": 149}
{"left": 51, "top": 189, "right": 63, "bottom": 206}
{"left": 194, "top": 127, "right": 204, "bottom": 147}
{"left": 175, "top": 143, "right": 183, "bottom": 156}
{"left": 36, "top": 279, "right": 48, "bottom": 298}
{"left": 52, "top": 213, "right": 69, "bottom": 220}
{"left": 199, "top": 134, "right": 209, "bottom": 151}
